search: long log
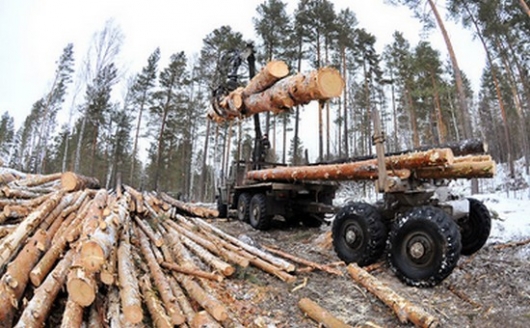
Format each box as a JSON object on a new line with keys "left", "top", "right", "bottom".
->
{"left": 243, "top": 60, "right": 290, "bottom": 96}
{"left": 347, "top": 263, "right": 438, "bottom": 328}
{"left": 209, "top": 66, "right": 344, "bottom": 122}
{"left": 242, "top": 67, "right": 344, "bottom": 117}
{"left": 79, "top": 194, "right": 129, "bottom": 272}
{"left": 117, "top": 222, "right": 143, "bottom": 324}
{"left": 414, "top": 160, "right": 496, "bottom": 179}
{"left": 61, "top": 171, "right": 100, "bottom": 191}
{"left": 324, "top": 139, "right": 488, "bottom": 165}
{"left": 262, "top": 245, "right": 342, "bottom": 276}
{"left": 246, "top": 148, "right": 454, "bottom": 182}
{"left": 189, "top": 216, "right": 296, "bottom": 272}
{"left": 13, "top": 250, "right": 74, "bottom": 328}
{"left": 136, "top": 227, "right": 185, "bottom": 326}
{"left": 0, "top": 190, "right": 64, "bottom": 269}
{"left": 298, "top": 297, "right": 352, "bottom": 328}
{"left": 161, "top": 261, "right": 224, "bottom": 282}
{"left": 139, "top": 275, "right": 173, "bottom": 328}
{"left": 160, "top": 192, "right": 219, "bottom": 218}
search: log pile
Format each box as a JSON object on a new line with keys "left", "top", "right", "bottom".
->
{"left": 246, "top": 147, "right": 496, "bottom": 183}
{"left": 0, "top": 170, "right": 306, "bottom": 327}
{"left": 208, "top": 60, "right": 344, "bottom": 122}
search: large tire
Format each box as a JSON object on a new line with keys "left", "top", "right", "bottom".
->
{"left": 216, "top": 195, "right": 227, "bottom": 218}
{"left": 249, "top": 193, "right": 272, "bottom": 230}
{"left": 388, "top": 206, "right": 461, "bottom": 287}
{"left": 332, "top": 203, "right": 387, "bottom": 267}
{"left": 458, "top": 198, "right": 491, "bottom": 255}
{"left": 237, "top": 193, "right": 252, "bottom": 222}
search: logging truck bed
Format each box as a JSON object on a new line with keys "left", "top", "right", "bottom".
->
{"left": 212, "top": 219, "right": 530, "bottom": 327}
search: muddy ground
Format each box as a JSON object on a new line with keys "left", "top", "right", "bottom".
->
{"left": 210, "top": 217, "right": 530, "bottom": 328}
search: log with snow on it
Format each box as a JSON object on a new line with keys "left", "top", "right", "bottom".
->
{"left": 208, "top": 65, "right": 344, "bottom": 122}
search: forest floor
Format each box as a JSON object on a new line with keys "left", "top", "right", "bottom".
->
{"left": 210, "top": 217, "right": 530, "bottom": 328}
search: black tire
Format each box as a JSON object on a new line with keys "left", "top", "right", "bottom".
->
{"left": 388, "top": 206, "right": 461, "bottom": 287}
{"left": 332, "top": 203, "right": 387, "bottom": 267}
{"left": 458, "top": 198, "right": 491, "bottom": 255}
{"left": 237, "top": 193, "right": 251, "bottom": 222}
{"left": 217, "top": 195, "right": 227, "bottom": 218}
{"left": 249, "top": 193, "right": 272, "bottom": 230}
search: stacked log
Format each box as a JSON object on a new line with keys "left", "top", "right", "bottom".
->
{"left": 0, "top": 169, "right": 337, "bottom": 327}
{"left": 246, "top": 149, "right": 495, "bottom": 183}
{"left": 208, "top": 60, "right": 344, "bottom": 122}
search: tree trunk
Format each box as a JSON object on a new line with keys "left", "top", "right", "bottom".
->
{"left": 519, "top": 0, "right": 530, "bottom": 17}
{"left": 428, "top": 0, "right": 471, "bottom": 139}
{"left": 61, "top": 172, "right": 101, "bottom": 191}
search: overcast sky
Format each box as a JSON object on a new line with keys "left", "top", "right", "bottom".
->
{"left": 0, "top": 0, "right": 484, "bottom": 158}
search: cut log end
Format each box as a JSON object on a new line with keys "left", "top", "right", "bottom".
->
{"left": 80, "top": 241, "right": 105, "bottom": 272}
{"left": 268, "top": 60, "right": 289, "bottom": 78}
{"left": 67, "top": 278, "right": 96, "bottom": 307}
{"left": 317, "top": 67, "right": 344, "bottom": 98}
{"left": 123, "top": 304, "right": 144, "bottom": 324}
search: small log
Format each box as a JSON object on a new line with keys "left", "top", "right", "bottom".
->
{"left": 139, "top": 275, "right": 173, "bottom": 328}
{"left": 447, "top": 284, "right": 482, "bottom": 309}
{"left": 347, "top": 263, "right": 438, "bottom": 328}
{"left": 160, "top": 192, "right": 219, "bottom": 218}
{"left": 263, "top": 245, "right": 342, "bottom": 276}
{"left": 189, "top": 216, "right": 295, "bottom": 272}
{"left": 191, "top": 310, "right": 223, "bottom": 328}
{"left": 3, "top": 205, "right": 30, "bottom": 219}
{"left": 414, "top": 160, "right": 496, "bottom": 179}
{"left": 134, "top": 215, "right": 163, "bottom": 247}
{"left": 13, "top": 250, "right": 74, "bottom": 328}
{"left": 165, "top": 218, "right": 249, "bottom": 267}
{"left": 117, "top": 223, "right": 143, "bottom": 324}
{"left": 11, "top": 172, "right": 62, "bottom": 188}
{"left": 242, "top": 60, "right": 289, "bottom": 96}
{"left": 61, "top": 171, "right": 100, "bottom": 191}
{"left": 178, "top": 233, "right": 235, "bottom": 276}
{"left": 242, "top": 67, "right": 344, "bottom": 116}
{"left": 298, "top": 297, "right": 352, "bottom": 328}
{"left": 67, "top": 254, "right": 97, "bottom": 307}
{"left": 246, "top": 149, "right": 454, "bottom": 182}
{"left": 174, "top": 273, "right": 228, "bottom": 322}
{"left": 136, "top": 227, "right": 185, "bottom": 325}
{"left": 168, "top": 275, "right": 196, "bottom": 324}
{"left": 493, "top": 238, "right": 530, "bottom": 250}
{"left": 79, "top": 194, "right": 129, "bottom": 272}
{"left": 60, "top": 297, "right": 85, "bottom": 328}
{"left": 0, "top": 190, "right": 64, "bottom": 269}
{"left": 161, "top": 261, "right": 224, "bottom": 282}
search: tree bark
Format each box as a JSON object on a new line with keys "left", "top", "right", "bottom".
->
{"left": 14, "top": 250, "right": 74, "bottom": 328}
{"left": 298, "top": 297, "right": 352, "bottom": 328}
{"left": 246, "top": 148, "right": 453, "bottom": 182}
{"left": 61, "top": 172, "right": 100, "bottom": 191}
{"left": 139, "top": 275, "right": 173, "bottom": 328}
{"left": 347, "top": 263, "right": 438, "bottom": 328}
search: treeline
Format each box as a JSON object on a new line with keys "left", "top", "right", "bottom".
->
{"left": 0, "top": 0, "right": 528, "bottom": 201}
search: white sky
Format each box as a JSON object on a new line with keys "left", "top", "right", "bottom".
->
{"left": 0, "top": 0, "right": 485, "bottom": 160}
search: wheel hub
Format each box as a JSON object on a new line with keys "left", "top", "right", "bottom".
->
{"left": 345, "top": 229, "right": 357, "bottom": 244}
{"left": 409, "top": 242, "right": 425, "bottom": 259}
{"left": 406, "top": 234, "right": 433, "bottom": 265}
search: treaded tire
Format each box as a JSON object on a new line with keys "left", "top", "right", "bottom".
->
{"left": 249, "top": 193, "right": 272, "bottom": 230}
{"left": 217, "top": 195, "right": 227, "bottom": 218}
{"left": 332, "top": 203, "right": 387, "bottom": 267}
{"left": 388, "top": 206, "right": 461, "bottom": 287}
{"left": 237, "top": 193, "right": 251, "bottom": 222}
{"left": 458, "top": 198, "right": 491, "bottom": 255}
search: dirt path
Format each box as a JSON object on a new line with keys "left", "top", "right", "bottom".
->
{"left": 213, "top": 219, "right": 530, "bottom": 327}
